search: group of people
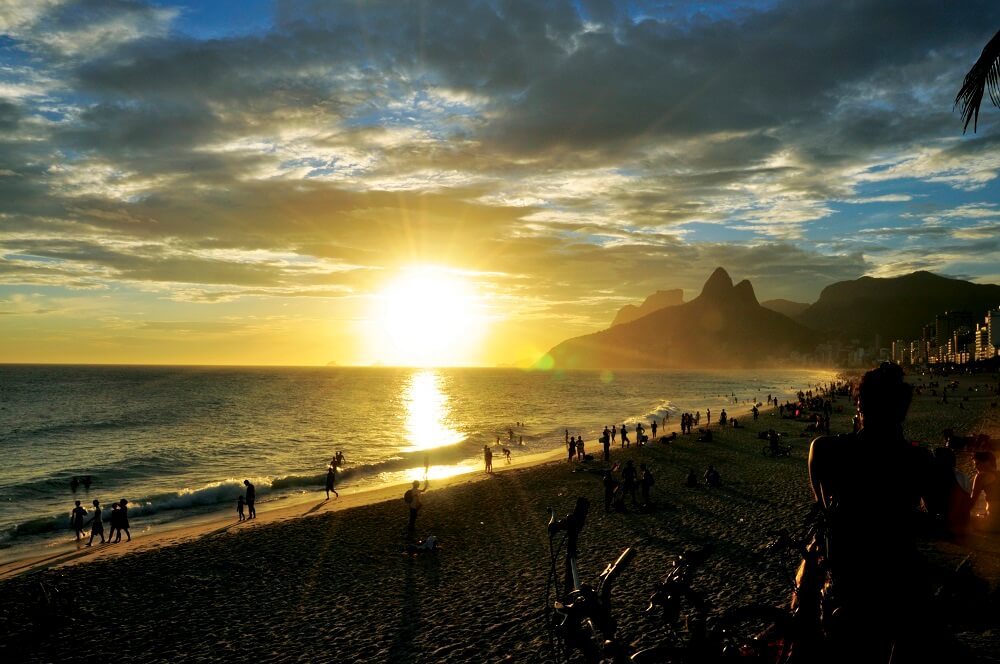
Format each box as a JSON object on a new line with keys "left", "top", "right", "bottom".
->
{"left": 602, "top": 460, "right": 655, "bottom": 512}
{"left": 324, "top": 450, "right": 346, "bottom": 500}
{"left": 70, "top": 498, "right": 131, "bottom": 546}
{"left": 683, "top": 465, "right": 721, "bottom": 488}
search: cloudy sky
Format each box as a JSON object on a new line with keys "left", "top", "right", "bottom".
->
{"left": 1, "top": 0, "right": 999, "bottom": 366}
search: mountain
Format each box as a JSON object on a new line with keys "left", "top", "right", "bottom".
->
{"left": 541, "top": 268, "right": 814, "bottom": 370}
{"left": 761, "top": 299, "right": 811, "bottom": 318}
{"left": 796, "top": 271, "right": 1000, "bottom": 342}
{"left": 611, "top": 289, "right": 685, "bottom": 326}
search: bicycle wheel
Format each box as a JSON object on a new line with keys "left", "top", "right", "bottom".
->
{"left": 714, "top": 604, "right": 793, "bottom": 663}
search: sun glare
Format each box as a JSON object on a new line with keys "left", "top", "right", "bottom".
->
{"left": 369, "top": 265, "right": 488, "bottom": 367}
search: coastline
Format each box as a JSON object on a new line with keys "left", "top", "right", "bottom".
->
{"left": 1, "top": 370, "right": 997, "bottom": 662}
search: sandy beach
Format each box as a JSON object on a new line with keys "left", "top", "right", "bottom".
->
{"left": 1, "top": 372, "right": 999, "bottom": 662}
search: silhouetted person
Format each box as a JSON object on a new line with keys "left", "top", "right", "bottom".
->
{"left": 326, "top": 466, "right": 338, "bottom": 499}
{"left": 622, "top": 460, "right": 638, "bottom": 505}
{"left": 405, "top": 480, "right": 424, "bottom": 531}
{"left": 237, "top": 495, "right": 246, "bottom": 521}
{"left": 684, "top": 469, "right": 699, "bottom": 488}
{"left": 116, "top": 499, "right": 131, "bottom": 542}
{"left": 621, "top": 424, "right": 630, "bottom": 448}
{"left": 602, "top": 434, "right": 610, "bottom": 463}
{"left": 106, "top": 502, "right": 120, "bottom": 543}
{"left": 71, "top": 500, "right": 87, "bottom": 541}
{"left": 575, "top": 436, "right": 584, "bottom": 460}
{"left": 603, "top": 470, "right": 617, "bottom": 513}
{"left": 970, "top": 450, "right": 998, "bottom": 531}
{"left": 81, "top": 475, "right": 91, "bottom": 489}
{"left": 704, "top": 465, "right": 721, "bottom": 487}
{"left": 503, "top": 447, "right": 511, "bottom": 463}
{"left": 639, "top": 463, "right": 654, "bottom": 505}
{"left": 651, "top": 420, "right": 657, "bottom": 439}
{"left": 808, "top": 362, "right": 951, "bottom": 663}
{"left": 484, "top": 445, "right": 493, "bottom": 473}
{"left": 926, "top": 447, "right": 970, "bottom": 535}
{"left": 719, "top": 409, "right": 727, "bottom": 426}
{"left": 243, "top": 480, "right": 256, "bottom": 519}
{"left": 85, "top": 499, "right": 104, "bottom": 545}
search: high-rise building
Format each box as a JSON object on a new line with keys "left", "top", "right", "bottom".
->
{"left": 936, "top": 311, "right": 974, "bottom": 353}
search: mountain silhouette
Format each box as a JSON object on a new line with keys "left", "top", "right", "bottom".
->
{"left": 796, "top": 271, "right": 1000, "bottom": 343}
{"left": 761, "top": 299, "right": 810, "bottom": 318}
{"left": 541, "top": 268, "right": 813, "bottom": 370}
{"left": 611, "top": 289, "right": 685, "bottom": 326}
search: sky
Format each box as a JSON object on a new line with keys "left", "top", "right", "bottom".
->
{"left": 1, "top": 0, "right": 999, "bottom": 367}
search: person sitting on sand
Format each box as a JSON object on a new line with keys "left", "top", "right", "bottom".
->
{"left": 970, "top": 450, "right": 999, "bottom": 532}
{"left": 404, "top": 534, "right": 439, "bottom": 555}
{"left": 808, "top": 362, "right": 951, "bottom": 662}
{"left": 684, "top": 469, "right": 699, "bottom": 488}
{"left": 704, "top": 465, "right": 721, "bottom": 487}
{"left": 696, "top": 428, "right": 713, "bottom": 443}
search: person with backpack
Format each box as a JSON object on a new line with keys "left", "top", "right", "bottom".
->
{"left": 404, "top": 480, "right": 425, "bottom": 532}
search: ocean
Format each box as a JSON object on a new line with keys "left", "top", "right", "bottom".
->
{"left": 0, "top": 364, "right": 835, "bottom": 558}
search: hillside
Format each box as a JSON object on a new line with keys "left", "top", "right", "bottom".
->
{"left": 611, "top": 289, "right": 685, "bottom": 326}
{"left": 542, "top": 268, "right": 813, "bottom": 370}
{"left": 761, "top": 299, "right": 810, "bottom": 318}
{"left": 796, "top": 271, "right": 1000, "bottom": 342}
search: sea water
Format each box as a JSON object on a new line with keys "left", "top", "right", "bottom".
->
{"left": 0, "top": 364, "right": 835, "bottom": 557}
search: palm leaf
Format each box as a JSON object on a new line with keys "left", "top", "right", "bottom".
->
{"left": 955, "top": 29, "right": 1000, "bottom": 133}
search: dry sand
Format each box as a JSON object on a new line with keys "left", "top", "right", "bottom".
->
{"left": 1, "top": 371, "right": 999, "bottom": 662}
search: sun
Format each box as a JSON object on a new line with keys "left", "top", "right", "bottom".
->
{"left": 368, "top": 265, "right": 488, "bottom": 366}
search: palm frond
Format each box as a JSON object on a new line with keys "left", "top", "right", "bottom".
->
{"left": 955, "top": 29, "right": 1000, "bottom": 134}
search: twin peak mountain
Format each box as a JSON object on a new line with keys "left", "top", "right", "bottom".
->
{"left": 541, "top": 267, "right": 1000, "bottom": 370}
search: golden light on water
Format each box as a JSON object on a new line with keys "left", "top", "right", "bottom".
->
{"left": 402, "top": 370, "right": 465, "bottom": 453}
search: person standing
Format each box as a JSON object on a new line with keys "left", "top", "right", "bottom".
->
{"left": 405, "top": 480, "right": 424, "bottom": 531}
{"left": 611, "top": 424, "right": 617, "bottom": 444}
{"left": 85, "top": 499, "right": 105, "bottom": 546}
{"left": 651, "top": 420, "right": 657, "bottom": 440}
{"left": 484, "top": 445, "right": 493, "bottom": 473}
{"left": 106, "top": 502, "right": 120, "bottom": 543}
{"left": 639, "top": 463, "right": 655, "bottom": 506}
{"left": 243, "top": 480, "right": 256, "bottom": 519}
{"left": 71, "top": 500, "right": 87, "bottom": 541}
{"left": 237, "top": 495, "right": 246, "bottom": 521}
{"left": 808, "top": 362, "right": 950, "bottom": 662}
{"left": 602, "top": 434, "right": 611, "bottom": 463}
{"left": 622, "top": 460, "right": 638, "bottom": 505}
{"left": 621, "top": 424, "right": 630, "bottom": 448}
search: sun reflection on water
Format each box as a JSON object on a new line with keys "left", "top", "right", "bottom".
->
{"left": 403, "top": 370, "right": 465, "bottom": 455}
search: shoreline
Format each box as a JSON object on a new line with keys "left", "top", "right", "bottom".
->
{"left": 4, "top": 369, "right": 996, "bottom": 662}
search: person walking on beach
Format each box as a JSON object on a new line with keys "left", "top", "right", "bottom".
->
{"left": 404, "top": 480, "right": 425, "bottom": 531}
{"left": 85, "top": 499, "right": 105, "bottom": 545}
{"left": 611, "top": 424, "right": 617, "bottom": 444}
{"left": 621, "top": 424, "right": 630, "bottom": 448}
{"left": 71, "top": 500, "right": 87, "bottom": 541}
{"left": 325, "top": 465, "right": 338, "bottom": 499}
{"left": 116, "top": 499, "right": 131, "bottom": 542}
{"left": 706, "top": 408, "right": 711, "bottom": 428}
{"left": 243, "top": 480, "right": 256, "bottom": 519}
{"left": 106, "top": 502, "right": 120, "bottom": 543}
{"left": 237, "top": 495, "right": 246, "bottom": 520}
{"left": 808, "top": 362, "right": 952, "bottom": 662}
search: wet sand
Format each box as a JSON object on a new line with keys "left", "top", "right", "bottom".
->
{"left": 1, "top": 372, "right": 998, "bottom": 662}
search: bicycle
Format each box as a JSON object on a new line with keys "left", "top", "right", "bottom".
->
{"left": 544, "top": 498, "right": 818, "bottom": 663}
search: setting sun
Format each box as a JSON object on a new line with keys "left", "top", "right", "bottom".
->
{"left": 367, "top": 265, "right": 489, "bottom": 367}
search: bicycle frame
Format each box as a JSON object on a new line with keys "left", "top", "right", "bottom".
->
{"left": 547, "top": 498, "right": 636, "bottom": 663}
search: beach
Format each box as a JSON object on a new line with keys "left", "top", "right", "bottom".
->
{"left": 1, "top": 372, "right": 999, "bottom": 662}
